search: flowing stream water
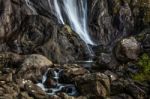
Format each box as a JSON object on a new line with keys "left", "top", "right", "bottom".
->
{"left": 37, "top": 68, "right": 78, "bottom": 96}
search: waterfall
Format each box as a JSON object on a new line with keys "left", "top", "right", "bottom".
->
{"left": 48, "top": 0, "right": 65, "bottom": 24}
{"left": 62, "top": 0, "right": 95, "bottom": 45}
{"left": 25, "top": 0, "right": 95, "bottom": 58}
{"left": 50, "top": 0, "right": 95, "bottom": 45}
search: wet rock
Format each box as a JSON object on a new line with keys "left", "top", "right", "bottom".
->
{"left": 49, "top": 64, "right": 89, "bottom": 84}
{"left": 63, "top": 64, "right": 89, "bottom": 78}
{"left": 115, "top": 37, "right": 140, "bottom": 62}
{"left": 24, "top": 80, "right": 49, "bottom": 99}
{"left": 17, "top": 54, "right": 53, "bottom": 82}
{"left": 88, "top": 0, "right": 134, "bottom": 46}
{"left": 75, "top": 73, "right": 110, "bottom": 98}
{"left": 88, "top": 0, "right": 118, "bottom": 46}
{"left": 0, "top": 0, "right": 89, "bottom": 63}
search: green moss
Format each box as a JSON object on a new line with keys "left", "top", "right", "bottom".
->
{"left": 60, "top": 24, "right": 73, "bottom": 34}
{"left": 133, "top": 53, "right": 150, "bottom": 81}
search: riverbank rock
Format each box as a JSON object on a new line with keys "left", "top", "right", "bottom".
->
{"left": 17, "top": 54, "right": 53, "bottom": 82}
{"left": 75, "top": 73, "right": 110, "bottom": 98}
{"left": 24, "top": 80, "right": 49, "bottom": 99}
{"left": 115, "top": 37, "right": 140, "bottom": 62}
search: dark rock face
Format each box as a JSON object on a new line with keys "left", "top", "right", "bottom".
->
{"left": 0, "top": 0, "right": 150, "bottom": 99}
{"left": 88, "top": 0, "right": 134, "bottom": 46}
{"left": 0, "top": 0, "right": 89, "bottom": 63}
{"left": 0, "top": 0, "right": 149, "bottom": 63}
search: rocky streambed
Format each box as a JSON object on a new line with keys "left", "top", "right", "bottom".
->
{"left": 0, "top": 0, "right": 150, "bottom": 99}
{"left": 0, "top": 35, "right": 150, "bottom": 99}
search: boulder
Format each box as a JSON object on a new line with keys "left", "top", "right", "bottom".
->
{"left": 115, "top": 37, "right": 140, "bottom": 62}
{"left": 63, "top": 64, "right": 89, "bottom": 78}
{"left": 24, "top": 80, "right": 49, "bottom": 99}
{"left": 75, "top": 73, "right": 110, "bottom": 98}
{"left": 17, "top": 54, "right": 53, "bottom": 82}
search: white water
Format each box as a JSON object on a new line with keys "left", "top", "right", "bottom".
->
{"left": 62, "top": 0, "right": 94, "bottom": 45}
{"left": 25, "top": 0, "right": 95, "bottom": 58}
{"left": 37, "top": 69, "right": 78, "bottom": 96}
{"left": 48, "top": 0, "right": 65, "bottom": 24}
{"left": 49, "top": 0, "right": 95, "bottom": 45}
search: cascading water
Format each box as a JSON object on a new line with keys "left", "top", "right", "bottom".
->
{"left": 26, "top": 0, "right": 95, "bottom": 59}
{"left": 62, "top": 0, "right": 94, "bottom": 45}
{"left": 37, "top": 68, "right": 78, "bottom": 96}
{"left": 49, "top": 0, "right": 95, "bottom": 45}
{"left": 25, "top": 0, "right": 94, "bottom": 96}
{"left": 48, "top": 0, "right": 64, "bottom": 24}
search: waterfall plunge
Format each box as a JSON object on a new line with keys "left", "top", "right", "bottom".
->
{"left": 25, "top": 0, "right": 95, "bottom": 59}
{"left": 49, "top": 0, "right": 95, "bottom": 45}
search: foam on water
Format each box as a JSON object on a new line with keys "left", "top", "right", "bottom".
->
{"left": 37, "top": 69, "right": 78, "bottom": 96}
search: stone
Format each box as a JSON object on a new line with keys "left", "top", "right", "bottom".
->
{"left": 63, "top": 64, "right": 89, "bottom": 77}
{"left": 75, "top": 73, "right": 110, "bottom": 98}
{"left": 115, "top": 37, "right": 140, "bottom": 62}
{"left": 17, "top": 54, "right": 53, "bottom": 82}
{"left": 98, "top": 53, "right": 112, "bottom": 66}
{"left": 24, "top": 80, "right": 49, "bottom": 99}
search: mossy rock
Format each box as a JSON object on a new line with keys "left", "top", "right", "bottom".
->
{"left": 132, "top": 53, "right": 150, "bottom": 81}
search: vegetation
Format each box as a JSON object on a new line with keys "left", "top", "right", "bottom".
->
{"left": 133, "top": 53, "right": 150, "bottom": 81}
